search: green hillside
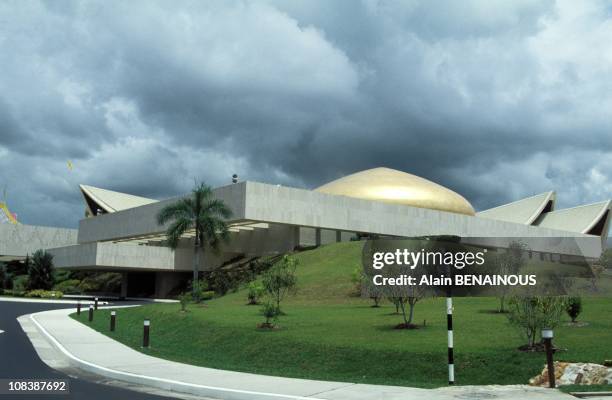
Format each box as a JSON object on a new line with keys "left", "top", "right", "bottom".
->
{"left": 73, "top": 241, "right": 612, "bottom": 388}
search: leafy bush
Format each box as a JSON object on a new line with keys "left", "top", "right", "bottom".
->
{"left": 261, "top": 301, "right": 279, "bottom": 327}
{"left": 13, "top": 274, "right": 29, "bottom": 292}
{"left": 53, "top": 269, "right": 72, "bottom": 284}
{"left": 247, "top": 282, "right": 264, "bottom": 305}
{"left": 566, "top": 296, "right": 582, "bottom": 323}
{"left": 202, "top": 290, "right": 215, "bottom": 300}
{"left": 178, "top": 292, "right": 190, "bottom": 312}
{"left": 78, "top": 272, "right": 122, "bottom": 293}
{"left": 53, "top": 279, "right": 81, "bottom": 294}
{"left": 262, "top": 255, "right": 298, "bottom": 314}
{"left": 507, "top": 296, "right": 566, "bottom": 349}
{"left": 3, "top": 289, "right": 25, "bottom": 297}
{"left": 27, "top": 250, "right": 55, "bottom": 290}
{"left": 25, "top": 289, "right": 63, "bottom": 298}
{"left": 191, "top": 278, "right": 210, "bottom": 303}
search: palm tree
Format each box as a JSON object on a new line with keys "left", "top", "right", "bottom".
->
{"left": 157, "top": 183, "right": 232, "bottom": 297}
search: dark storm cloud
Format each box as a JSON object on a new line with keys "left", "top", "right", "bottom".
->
{"left": 0, "top": 0, "right": 610, "bottom": 234}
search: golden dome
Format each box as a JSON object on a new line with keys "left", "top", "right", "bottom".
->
{"left": 315, "top": 167, "right": 475, "bottom": 216}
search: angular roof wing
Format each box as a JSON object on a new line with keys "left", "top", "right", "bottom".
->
{"left": 477, "top": 191, "right": 555, "bottom": 225}
{"left": 535, "top": 200, "right": 611, "bottom": 240}
{"left": 80, "top": 184, "right": 157, "bottom": 215}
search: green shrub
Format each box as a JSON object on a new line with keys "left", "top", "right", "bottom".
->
{"left": 13, "top": 274, "right": 29, "bottom": 292}
{"left": 261, "top": 301, "right": 279, "bottom": 327}
{"left": 53, "top": 279, "right": 81, "bottom": 294}
{"left": 178, "top": 292, "right": 190, "bottom": 312}
{"left": 78, "top": 272, "right": 122, "bottom": 293}
{"left": 4, "top": 289, "right": 25, "bottom": 297}
{"left": 191, "top": 279, "right": 210, "bottom": 303}
{"left": 25, "top": 289, "right": 63, "bottom": 298}
{"left": 507, "top": 296, "right": 566, "bottom": 349}
{"left": 566, "top": 296, "right": 582, "bottom": 323}
{"left": 27, "top": 250, "right": 55, "bottom": 290}
{"left": 53, "top": 269, "right": 72, "bottom": 284}
{"left": 202, "top": 290, "right": 215, "bottom": 300}
{"left": 246, "top": 282, "right": 264, "bottom": 305}
{"left": 262, "top": 255, "right": 298, "bottom": 313}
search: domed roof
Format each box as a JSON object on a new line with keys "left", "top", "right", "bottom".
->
{"left": 315, "top": 167, "right": 475, "bottom": 216}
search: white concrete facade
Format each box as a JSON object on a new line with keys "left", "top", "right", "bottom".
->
{"left": 48, "top": 181, "right": 606, "bottom": 274}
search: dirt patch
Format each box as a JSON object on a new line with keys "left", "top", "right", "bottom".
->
{"left": 394, "top": 323, "right": 420, "bottom": 330}
{"left": 564, "top": 321, "right": 589, "bottom": 327}
{"left": 257, "top": 322, "right": 278, "bottom": 330}
{"left": 517, "top": 343, "right": 565, "bottom": 353}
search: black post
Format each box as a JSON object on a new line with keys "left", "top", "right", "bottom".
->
{"left": 542, "top": 329, "right": 555, "bottom": 388}
{"left": 110, "top": 311, "right": 116, "bottom": 332}
{"left": 446, "top": 286, "right": 454, "bottom": 385}
{"left": 88, "top": 305, "right": 93, "bottom": 322}
{"left": 94, "top": 297, "right": 99, "bottom": 310}
{"left": 143, "top": 319, "right": 150, "bottom": 348}
{"left": 76, "top": 301, "right": 81, "bottom": 316}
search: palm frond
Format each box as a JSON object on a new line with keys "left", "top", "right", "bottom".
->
{"left": 164, "top": 218, "right": 193, "bottom": 249}
{"left": 157, "top": 182, "right": 232, "bottom": 252}
{"left": 156, "top": 198, "right": 194, "bottom": 226}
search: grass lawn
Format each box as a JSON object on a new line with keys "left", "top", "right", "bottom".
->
{"left": 71, "top": 241, "right": 612, "bottom": 388}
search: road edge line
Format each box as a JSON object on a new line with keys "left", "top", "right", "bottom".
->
{"left": 29, "top": 310, "right": 323, "bottom": 400}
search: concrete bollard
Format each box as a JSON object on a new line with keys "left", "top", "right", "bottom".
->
{"left": 143, "top": 319, "right": 150, "bottom": 348}
{"left": 110, "top": 311, "right": 116, "bottom": 332}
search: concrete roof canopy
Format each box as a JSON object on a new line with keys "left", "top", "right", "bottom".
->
{"left": 534, "top": 200, "right": 611, "bottom": 241}
{"left": 477, "top": 191, "right": 556, "bottom": 225}
{"left": 80, "top": 184, "right": 158, "bottom": 215}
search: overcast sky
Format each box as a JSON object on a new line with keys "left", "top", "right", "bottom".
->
{"left": 0, "top": 0, "right": 611, "bottom": 234}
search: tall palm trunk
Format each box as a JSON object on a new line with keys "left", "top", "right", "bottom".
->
{"left": 192, "top": 237, "right": 200, "bottom": 298}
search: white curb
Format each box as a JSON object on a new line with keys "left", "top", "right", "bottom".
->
{"left": 29, "top": 311, "right": 324, "bottom": 400}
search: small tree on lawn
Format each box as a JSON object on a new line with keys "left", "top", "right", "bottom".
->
{"left": 507, "top": 296, "right": 566, "bottom": 349}
{"left": 178, "top": 292, "right": 190, "bottom": 312}
{"left": 389, "top": 297, "right": 407, "bottom": 314}
{"left": 565, "top": 296, "right": 582, "bottom": 323}
{"left": 260, "top": 301, "right": 279, "bottom": 328}
{"left": 27, "top": 250, "right": 54, "bottom": 290}
{"left": 262, "top": 255, "right": 298, "bottom": 314}
{"left": 387, "top": 282, "right": 428, "bottom": 328}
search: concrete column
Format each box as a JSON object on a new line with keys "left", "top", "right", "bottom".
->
{"left": 294, "top": 226, "right": 300, "bottom": 250}
{"left": 315, "top": 228, "right": 321, "bottom": 247}
{"left": 120, "top": 272, "right": 128, "bottom": 299}
{"left": 336, "top": 230, "right": 342, "bottom": 243}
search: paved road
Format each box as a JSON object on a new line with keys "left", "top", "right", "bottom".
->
{"left": 0, "top": 301, "right": 181, "bottom": 400}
